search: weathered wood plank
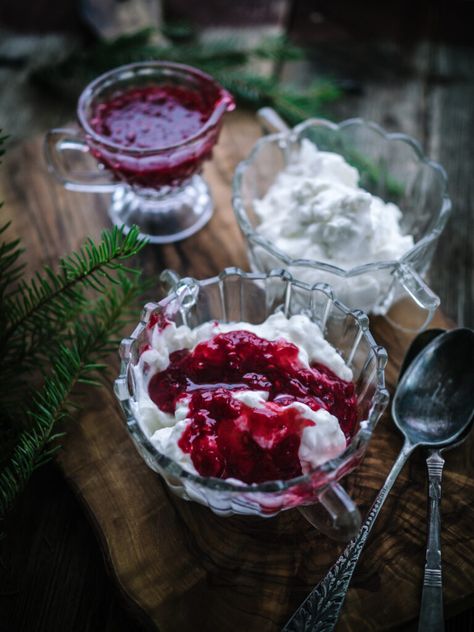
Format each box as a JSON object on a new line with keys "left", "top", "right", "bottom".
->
{"left": 1, "top": 112, "right": 473, "bottom": 632}
{"left": 0, "top": 463, "right": 146, "bottom": 632}
{"left": 280, "top": 40, "right": 474, "bottom": 333}
{"left": 426, "top": 44, "right": 474, "bottom": 329}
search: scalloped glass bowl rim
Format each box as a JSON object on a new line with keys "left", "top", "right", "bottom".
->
{"left": 77, "top": 61, "right": 233, "bottom": 156}
{"left": 232, "top": 117, "right": 452, "bottom": 278}
{"left": 116, "top": 268, "right": 389, "bottom": 494}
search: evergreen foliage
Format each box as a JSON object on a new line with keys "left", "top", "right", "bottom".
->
{"left": 1, "top": 25, "right": 344, "bottom": 523}
{"left": 0, "top": 134, "right": 147, "bottom": 522}
{"left": 32, "top": 27, "right": 341, "bottom": 125}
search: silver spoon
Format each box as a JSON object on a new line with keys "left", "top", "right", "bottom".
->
{"left": 399, "top": 329, "right": 474, "bottom": 632}
{"left": 398, "top": 329, "right": 446, "bottom": 379}
{"left": 282, "top": 328, "right": 474, "bottom": 632}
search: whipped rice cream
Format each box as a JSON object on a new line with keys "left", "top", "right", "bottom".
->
{"left": 132, "top": 312, "right": 350, "bottom": 479}
{"left": 253, "top": 140, "right": 415, "bottom": 313}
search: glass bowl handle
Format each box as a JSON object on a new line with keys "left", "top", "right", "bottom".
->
{"left": 161, "top": 266, "right": 360, "bottom": 541}
{"left": 44, "top": 128, "right": 119, "bottom": 193}
{"left": 257, "top": 107, "right": 289, "bottom": 134}
{"left": 387, "top": 263, "right": 440, "bottom": 332}
{"left": 298, "top": 482, "right": 361, "bottom": 541}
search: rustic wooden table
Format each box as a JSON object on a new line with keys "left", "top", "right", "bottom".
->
{"left": 0, "top": 3, "right": 473, "bottom": 631}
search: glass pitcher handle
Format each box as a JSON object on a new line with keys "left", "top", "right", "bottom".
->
{"left": 298, "top": 482, "right": 361, "bottom": 541}
{"left": 385, "top": 263, "right": 440, "bottom": 332}
{"left": 44, "top": 128, "right": 120, "bottom": 193}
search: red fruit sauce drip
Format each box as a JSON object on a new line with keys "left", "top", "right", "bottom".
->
{"left": 147, "top": 311, "right": 172, "bottom": 331}
{"left": 90, "top": 85, "right": 211, "bottom": 150}
{"left": 147, "top": 329, "right": 357, "bottom": 483}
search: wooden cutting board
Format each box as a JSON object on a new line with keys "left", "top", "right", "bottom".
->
{"left": 2, "top": 111, "right": 473, "bottom": 632}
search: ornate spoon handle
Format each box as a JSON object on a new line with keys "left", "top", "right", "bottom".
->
{"left": 282, "top": 441, "right": 414, "bottom": 632}
{"left": 418, "top": 450, "right": 445, "bottom": 632}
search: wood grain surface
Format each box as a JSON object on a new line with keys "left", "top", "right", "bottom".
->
{"left": 1, "top": 111, "right": 473, "bottom": 632}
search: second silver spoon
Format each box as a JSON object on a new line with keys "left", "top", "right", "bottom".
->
{"left": 282, "top": 328, "right": 474, "bottom": 632}
{"left": 400, "top": 328, "right": 474, "bottom": 632}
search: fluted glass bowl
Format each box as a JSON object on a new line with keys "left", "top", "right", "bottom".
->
{"left": 114, "top": 268, "right": 388, "bottom": 537}
{"left": 233, "top": 118, "right": 452, "bottom": 331}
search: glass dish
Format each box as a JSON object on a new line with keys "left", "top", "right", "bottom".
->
{"left": 45, "top": 61, "right": 235, "bottom": 244}
{"left": 114, "top": 268, "right": 388, "bottom": 540}
{"left": 232, "top": 112, "right": 452, "bottom": 331}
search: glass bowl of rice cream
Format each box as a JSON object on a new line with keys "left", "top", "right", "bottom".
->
{"left": 114, "top": 268, "right": 388, "bottom": 541}
{"left": 232, "top": 110, "right": 451, "bottom": 331}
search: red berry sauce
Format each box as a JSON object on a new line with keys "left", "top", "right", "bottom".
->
{"left": 90, "top": 85, "right": 210, "bottom": 150}
{"left": 147, "top": 328, "right": 357, "bottom": 484}
{"left": 88, "top": 84, "right": 233, "bottom": 188}
{"left": 147, "top": 311, "right": 172, "bottom": 331}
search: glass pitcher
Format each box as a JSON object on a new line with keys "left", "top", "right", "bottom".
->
{"left": 45, "top": 61, "right": 235, "bottom": 244}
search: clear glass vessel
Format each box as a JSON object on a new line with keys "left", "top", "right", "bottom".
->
{"left": 45, "top": 61, "right": 235, "bottom": 244}
{"left": 114, "top": 268, "right": 388, "bottom": 540}
{"left": 233, "top": 112, "right": 451, "bottom": 331}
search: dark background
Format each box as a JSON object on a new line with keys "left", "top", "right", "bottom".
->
{"left": 0, "top": 1, "right": 473, "bottom": 630}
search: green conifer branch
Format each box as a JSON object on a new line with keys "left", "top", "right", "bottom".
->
{"left": 3, "top": 226, "right": 145, "bottom": 344}
{"left": 0, "top": 271, "right": 144, "bottom": 520}
{"left": 31, "top": 28, "right": 341, "bottom": 124}
{"left": 0, "top": 132, "right": 149, "bottom": 522}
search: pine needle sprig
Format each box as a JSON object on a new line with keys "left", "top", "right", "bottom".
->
{"left": 3, "top": 226, "right": 145, "bottom": 344}
{"left": 30, "top": 27, "right": 341, "bottom": 125}
{"left": 0, "top": 346, "right": 83, "bottom": 518}
{"left": 0, "top": 131, "right": 150, "bottom": 522}
{"left": 0, "top": 225, "right": 146, "bottom": 421}
{"left": 0, "top": 270, "right": 145, "bottom": 520}
{"left": 0, "top": 220, "right": 25, "bottom": 299}
{"left": 212, "top": 70, "right": 342, "bottom": 125}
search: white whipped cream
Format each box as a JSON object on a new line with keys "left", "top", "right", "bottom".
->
{"left": 253, "top": 140, "right": 414, "bottom": 313}
{"left": 132, "top": 312, "right": 350, "bottom": 479}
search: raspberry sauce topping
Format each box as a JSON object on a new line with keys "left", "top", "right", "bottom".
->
{"left": 88, "top": 84, "right": 233, "bottom": 187}
{"left": 148, "top": 329, "right": 357, "bottom": 483}
{"left": 90, "top": 85, "right": 211, "bottom": 149}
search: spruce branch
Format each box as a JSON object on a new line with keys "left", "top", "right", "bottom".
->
{"left": 30, "top": 27, "right": 341, "bottom": 124}
{"left": 0, "top": 132, "right": 150, "bottom": 521}
{"left": 0, "top": 226, "right": 147, "bottom": 423}
{"left": 0, "top": 219, "right": 25, "bottom": 299}
{"left": 0, "top": 272, "right": 145, "bottom": 519}
{"left": 3, "top": 225, "right": 145, "bottom": 344}
{"left": 0, "top": 346, "right": 82, "bottom": 518}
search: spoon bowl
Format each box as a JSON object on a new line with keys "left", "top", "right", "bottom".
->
{"left": 283, "top": 327, "right": 474, "bottom": 632}
{"left": 398, "top": 328, "right": 474, "bottom": 446}
{"left": 398, "top": 328, "right": 446, "bottom": 380}
{"left": 396, "top": 327, "right": 474, "bottom": 632}
{"left": 393, "top": 328, "right": 474, "bottom": 448}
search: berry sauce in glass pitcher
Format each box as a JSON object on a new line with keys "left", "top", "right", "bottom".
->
{"left": 87, "top": 84, "right": 233, "bottom": 188}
